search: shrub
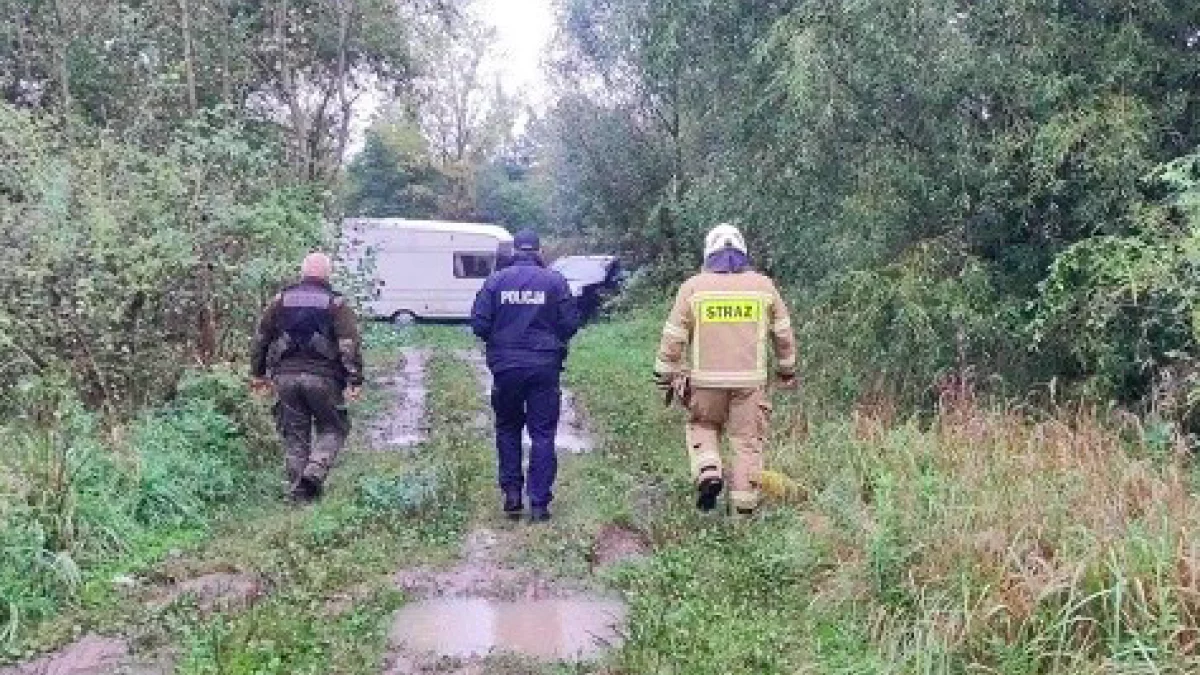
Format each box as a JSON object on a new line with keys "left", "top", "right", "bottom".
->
{"left": 0, "top": 367, "right": 276, "bottom": 648}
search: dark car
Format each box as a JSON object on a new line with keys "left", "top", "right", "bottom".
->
{"left": 550, "top": 255, "right": 625, "bottom": 323}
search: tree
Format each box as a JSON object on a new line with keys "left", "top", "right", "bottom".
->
{"left": 345, "top": 114, "right": 443, "bottom": 217}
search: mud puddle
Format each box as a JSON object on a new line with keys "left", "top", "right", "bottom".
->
{"left": 389, "top": 596, "right": 626, "bottom": 661}
{"left": 456, "top": 349, "right": 595, "bottom": 454}
{"left": 387, "top": 530, "right": 627, "bottom": 672}
{"left": 371, "top": 349, "right": 430, "bottom": 449}
{"left": 0, "top": 634, "right": 174, "bottom": 675}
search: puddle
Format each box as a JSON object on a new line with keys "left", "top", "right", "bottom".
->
{"left": 456, "top": 349, "right": 596, "bottom": 454}
{"left": 0, "top": 634, "right": 173, "bottom": 675}
{"left": 389, "top": 596, "right": 626, "bottom": 662}
{"left": 371, "top": 349, "right": 430, "bottom": 449}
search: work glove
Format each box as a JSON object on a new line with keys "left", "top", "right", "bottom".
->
{"left": 776, "top": 372, "right": 799, "bottom": 391}
{"left": 652, "top": 372, "right": 673, "bottom": 392}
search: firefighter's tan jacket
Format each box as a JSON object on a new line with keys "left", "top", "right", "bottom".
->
{"left": 655, "top": 270, "right": 797, "bottom": 389}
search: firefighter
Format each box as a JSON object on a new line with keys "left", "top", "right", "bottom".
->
{"left": 250, "top": 252, "right": 364, "bottom": 503}
{"left": 471, "top": 230, "right": 581, "bottom": 523}
{"left": 654, "top": 224, "right": 798, "bottom": 515}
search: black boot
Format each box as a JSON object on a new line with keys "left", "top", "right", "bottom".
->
{"left": 503, "top": 492, "right": 524, "bottom": 519}
{"left": 529, "top": 505, "right": 551, "bottom": 523}
{"left": 291, "top": 476, "right": 323, "bottom": 504}
{"left": 696, "top": 475, "right": 724, "bottom": 512}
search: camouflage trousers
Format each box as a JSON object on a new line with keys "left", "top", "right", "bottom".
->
{"left": 274, "top": 372, "right": 350, "bottom": 487}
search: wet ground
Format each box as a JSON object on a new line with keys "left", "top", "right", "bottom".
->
{"left": 456, "top": 349, "right": 595, "bottom": 454}
{"left": 389, "top": 597, "right": 627, "bottom": 661}
{"left": 380, "top": 351, "right": 629, "bottom": 673}
{"left": 2, "top": 340, "right": 624, "bottom": 675}
{"left": 370, "top": 349, "right": 430, "bottom": 449}
{"left": 0, "top": 634, "right": 174, "bottom": 675}
{"left": 385, "top": 528, "right": 628, "bottom": 673}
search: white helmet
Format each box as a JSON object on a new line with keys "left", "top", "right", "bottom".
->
{"left": 703, "top": 223, "right": 748, "bottom": 259}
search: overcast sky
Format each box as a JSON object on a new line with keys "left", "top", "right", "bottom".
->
{"left": 347, "top": 0, "right": 557, "bottom": 156}
{"left": 473, "top": 0, "right": 557, "bottom": 105}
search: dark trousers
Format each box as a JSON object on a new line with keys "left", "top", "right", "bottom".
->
{"left": 491, "top": 366, "right": 561, "bottom": 508}
{"left": 274, "top": 372, "right": 349, "bottom": 486}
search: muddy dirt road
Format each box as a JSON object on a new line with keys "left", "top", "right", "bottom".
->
{"left": 380, "top": 349, "right": 625, "bottom": 674}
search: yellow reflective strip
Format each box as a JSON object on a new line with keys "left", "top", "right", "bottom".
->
{"left": 692, "top": 290, "right": 773, "bottom": 301}
{"left": 730, "top": 490, "right": 760, "bottom": 508}
{"left": 662, "top": 322, "right": 689, "bottom": 340}
{"left": 697, "top": 298, "right": 763, "bottom": 324}
{"left": 654, "top": 359, "right": 681, "bottom": 374}
{"left": 692, "top": 371, "right": 769, "bottom": 384}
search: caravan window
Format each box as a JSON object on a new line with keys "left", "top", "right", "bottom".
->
{"left": 454, "top": 252, "right": 495, "bottom": 279}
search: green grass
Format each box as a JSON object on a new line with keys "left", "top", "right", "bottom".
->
{"left": 559, "top": 311, "right": 1200, "bottom": 674}
{"left": 169, "top": 328, "right": 488, "bottom": 674}
{"left": 10, "top": 314, "right": 1198, "bottom": 673}
{"left": 0, "top": 324, "right": 488, "bottom": 671}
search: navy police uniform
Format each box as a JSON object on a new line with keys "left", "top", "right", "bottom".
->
{"left": 471, "top": 231, "right": 580, "bottom": 518}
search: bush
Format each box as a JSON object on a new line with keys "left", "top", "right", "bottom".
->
{"left": 795, "top": 241, "right": 1028, "bottom": 409}
{"left": 0, "top": 368, "right": 276, "bottom": 648}
{"left": 0, "top": 103, "right": 324, "bottom": 417}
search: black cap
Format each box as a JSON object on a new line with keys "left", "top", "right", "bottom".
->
{"left": 513, "top": 229, "right": 540, "bottom": 252}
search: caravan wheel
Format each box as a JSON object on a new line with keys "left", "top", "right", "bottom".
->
{"left": 392, "top": 310, "right": 417, "bottom": 327}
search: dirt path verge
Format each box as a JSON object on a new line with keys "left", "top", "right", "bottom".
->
{"left": 370, "top": 349, "right": 431, "bottom": 449}
{"left": 455, "top": 349, "right": 594, "bottom": 453}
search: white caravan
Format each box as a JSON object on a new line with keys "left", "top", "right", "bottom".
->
{"left": 341, "top": 219, "right": 513, "bottom": 322}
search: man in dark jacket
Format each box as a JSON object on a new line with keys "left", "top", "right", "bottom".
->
{"left": 471, "top": 230, "right": 581, "bottom": 522}
{"left": 251, "top": 252, "right": 364, "bottom": 503}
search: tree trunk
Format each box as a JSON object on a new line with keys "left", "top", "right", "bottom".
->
{"left": 331, "top": 0, "right": 354, "bottom": 183}
{"left": 219, "top": 0, "right": 233, "bottom": 105}
{"left": 180, "top": 0, "right": 198, "bottom": 113}
{"left": 276, "top": 0, "right": 310, "bottom": 179}
{"left": 51, "top": 0, "right": 71, "bottom": 113}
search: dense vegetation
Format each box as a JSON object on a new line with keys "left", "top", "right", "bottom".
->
{"left": 0, "top": 0, "right": 458, "bottom": 654}
{"left": 4, "top": 0, "right": 1200, "bottom": 671}
{"left": 568, "top": 317, "right": 1200, "bottom": 674}
{"left": 531, "top": 0, "right": 1200, "bottom": 411}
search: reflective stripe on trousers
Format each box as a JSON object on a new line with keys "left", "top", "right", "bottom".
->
{"left": 684, "top": 387, "right": 770, "bottom": 510}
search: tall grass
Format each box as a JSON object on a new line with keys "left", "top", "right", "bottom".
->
{"left": 776, "top": 391, "right": 1200, "bottom": 673}
{"left": 0, "top": 366, "right": 278, "bottom": 651}
{"left": 568, "top": 311, "right": 1200, "bottom": 673}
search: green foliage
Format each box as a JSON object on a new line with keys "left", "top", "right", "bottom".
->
{"left": 354, "top": 467, "right": 441, "bottom": 518}
{"left": 1033, "top": 148, "right": 1200, "bottom": 402}
{"left": 797, "top": 242, "right": 1026, "bottom": 406}
{"left": 544, "top": 0, "right": 1200, "bottom": 408}
{"left": 344, "top": 122, "right": 443, "bottom": 218}
{"left": 0, "top": 369, "right": 276, "bottom": 649}
{"left": 569, "top": 314, "right": 1200, "bottom": 673}
{"left": 0, "top": 103, "right": 324, "bottom": 415}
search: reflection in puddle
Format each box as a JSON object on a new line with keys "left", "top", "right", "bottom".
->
{"left": 373, "top": 349, "right": 429, "bottom": 450}
{"left": 389, "top": 597, "right": 627, "bottom": 661}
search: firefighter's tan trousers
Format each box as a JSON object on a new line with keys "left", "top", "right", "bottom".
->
{"left": 686, "top": 387, "right": 770, "bottom": 511}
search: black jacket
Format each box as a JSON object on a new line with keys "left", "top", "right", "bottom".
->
{"left": 471, "top": 255, "right": 581, "bottom": 372}
{"left": 251, "top": 277, "right": 364, "bottom": 386}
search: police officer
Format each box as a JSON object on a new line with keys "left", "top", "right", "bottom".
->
{"left": 251, "top": 252, "right": 364, "bottom": 503}
{"left": 471, "top": 230, "right": 581, "bottom": 522}
{"left": 654, "top": 224, "right": 797, "bottom": 515}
